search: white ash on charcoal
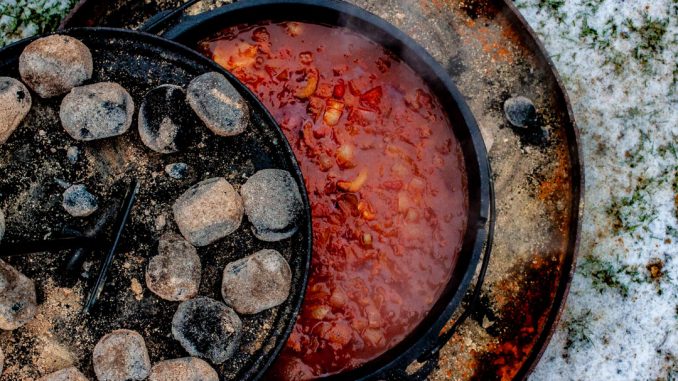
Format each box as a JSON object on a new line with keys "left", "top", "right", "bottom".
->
{"left": 62, "top": 184, "right": 98, "bottom": 217}
{"left": 146, "top": 233, "right": 202, "bottom": 302}
{"left": 165, "top": 162, "right": 190, "bottom": 179}
{"left": 171, "top": 297, "right": 242, "bottom": 365}
{"left": 0, "top": 260, "right": 37, "bottom": 330}
{"left": 148, "top": 357, "right": 219, "bottom": 381}
{"left": 187, "top": 72, "right": 249, "bottom": 137}
{"left": 138, "top": 85, "right": 193, "bottom": 154}
{"left": 37, "top": 367, "right": 88, "bottom": 381}
{"left": 92, "top": 329, "right": 151, "bottom": 381}
{"left": 0, "top": 77, "right": 32, "bottom": 144}
{"left": 60, "top": 82, "right": 134, "bottom": 141}
{"left": 240, "top": 169, "right": 303, "bottom": 242}
{"left": 222, "top": 249, "right": 292, "bottom": 315}
{"left": 173, "top": 177, "right": 243, "bottom": 247}
{"left": 66, "top": 146, "right": 80, "bottom": 164}
{"left": 155, "top": 214, "right": 168, "bottom": 231}
{"left": 19, "top": 35, "right": 93, "bottom": 98}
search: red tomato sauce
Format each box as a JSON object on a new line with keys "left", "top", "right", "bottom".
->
{"left": 200, "top": 22, "right": 468, "bottom": 379}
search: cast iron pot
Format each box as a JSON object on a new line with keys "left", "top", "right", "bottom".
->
{"left": 161, "top": 1, "right": 493, "bottom": 379}
{"left": 0, "top": 27, "right": 312, "bottom": 381}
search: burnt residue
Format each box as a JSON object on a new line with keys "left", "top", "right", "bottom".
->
{"left": 511, "top": 122, "right": 550, "bottom": 148}
{"left": 470, "top": 256, "right": 561, "bottom": 381}
{"left": 469, "top": 294, "right": 500, "bottom": 336}
{"left": 459, "top": 0, "right": 501, "bottom": 20}
{"left": 446, "top": 54, "right": 467, "bottom": 76}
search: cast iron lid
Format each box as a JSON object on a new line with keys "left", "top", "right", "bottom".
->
{"left": 0, "top": 27, "right": 311, "bottom": 381}
{"left": 162, "top": 1, "right": 492, "bottom": 379}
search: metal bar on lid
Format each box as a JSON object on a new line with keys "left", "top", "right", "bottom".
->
{"left": 82, "top": 178, "right": 139, "bottom": 314}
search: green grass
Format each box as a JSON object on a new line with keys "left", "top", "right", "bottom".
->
{"left": 578, "top": 255, "right": 646, "bottom": 298}
{"left": 537, "top": 0, "right": 566, "bottom": 22}
{"left": 0, "top": 0, "right": 78, "bottom": 47}
{"left": 624, "top": 130, "right": 650, "bottom": 169}
{"left": 606, "top": 139, "right": 676, "bottom": 234}
{"left": 607, "top": 176, "right": 657, "bottom": 234}
{"left": 562, "top": 309, "right": 594, "bottom": 354}
{"left": 658, "top": 143, "right": 678, "bottom": 220}
{"left": 538, "top": 0, "right": 565, "bottom": 12}
{"left": 625, "top": 15, "right": 670, "bottom": 70}
{"left": 573, "top": 5, "right": 671, "bottom": 75}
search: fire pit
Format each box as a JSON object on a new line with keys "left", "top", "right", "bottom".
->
{"left": 24, "top": 0, "right": 586, "bottom": 380}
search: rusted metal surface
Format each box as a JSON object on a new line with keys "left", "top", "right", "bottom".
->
{"left": 61, "top": 1, "right": 583, "bottom": 380}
